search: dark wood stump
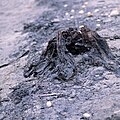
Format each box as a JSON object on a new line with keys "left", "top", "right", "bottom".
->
{"left": 24, "top": 26, "right": 114, "bottom": 81}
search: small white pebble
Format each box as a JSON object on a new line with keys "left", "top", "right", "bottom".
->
{"left": 104, "top": 13, "right": 109, "bottom": 16}
{"left": 95, "top": 74, "right": 100, "bottom": 77}
{"left": 110, "top": 9, "right": 120, "bottom": 16}
{"left": 94, "top": 9, "right": 99, "bottom": 13}
{"left": 52, "top": 18, "right": 60, "bottom": 22}
{"left": 46, "top": 101, "right": 52, "bottom": 107}
{"left": 65, "top": 12, "right": 69, "bottom": 16}
{"left": 82, "top": 5, "right": 86, "bottom": 8}
{"left": 79, "top": 25, "right": 84, "bottom": 28}
{"left": 83, "top": 113, "right": 91, "bottom": 118}
{"left": 109, "top": 61, "right": 114, "bottom": 65}
{"left": 64, "top": 4, "right": 68, "bottom": 7}
{"left": 96, "top": 24, "right": 101, "bottom": 27}
{"left": 31, "top": 42, "right": 37, "bottom": 46}
{"left": 70, "top": 16, "right": 74, "bottom": 19}
{"left": 96, "top": 19, "right": 101, "bottom": 22}
{"left": 87, "top": 12, "right": 93, "bottom": 17}
{"left": 84, "top": 2, "right": 88, "bottom": 5}
{"left": 114, "top": 110, "right": 120, "bottom": 114}
{"left": 79, "top": 10, "right": 84, "bottom": 14}
{"left": 71, "top": 9, "right": 75, "bottom": 13}
{"left": 101, "top": 13, "right": 105, "bottom": 17}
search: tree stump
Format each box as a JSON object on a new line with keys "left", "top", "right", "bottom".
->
{"left": 24, "top": 26, "right": 114, "bottom": 81}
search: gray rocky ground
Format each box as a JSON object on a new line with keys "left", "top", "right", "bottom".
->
{"left": 0, "top": 0, "right": 120, "bottom": 120}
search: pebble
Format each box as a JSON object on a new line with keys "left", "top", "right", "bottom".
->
{"left": 101, "top": 13, "right": 105, "bottom": 17}
{"left": 105, "top": 13, "right": 109, "bottom": 16}
{"left": 96, "top": 19, "right": 101, "bottom": 22}
{"left": 70, "top": 16, "right": 74, "bottom": 19}
{"left": 82, "top": 5, "right": 86, "bottom": 8}
{"left": 69, "top": 90, "right": 76, "bottom": 98}
{"left": 113, "top": 34, "right": 120, "bottom": 39}
{"left": 64, "top": 4, "right": 68, "bottom": 7}
{"left": 95, "top": 74, "right": 100, "bottom": 77}
{"left": 114, "top": 110, "right": 120, "bottom": 114}
{"left": 94, "top": 9, "right": 99, "bottom": 13}
{"left": 71, "top": 9, "right": 75, "bottom": 13}
{"left": 110, "top": 9, "right": 120, "bottom": 16}
{"left": 46, "top": 101, "right": 52, "bottom": 107}
{"left": 52, "top": 18, "right": 60, "bottom": 22}
{"left": 96, "top": 24, "right": 101, "bottom": 27}
{"left": 84, "top": 2, "right": 88, "bottom": 5}
{"left": 65, "top": 12, "right": 69, "bottom": 16}
{"left": 79, "top": 25, "right": 84, "bottom": 29}
{"left": 83, "top": 113, "right": 91, "bottom": 118}
{"left": 79, "top": 10, "right": 84, "bottom": 14}
{"left": 101, "top": 13, "right": 109, "bottom": 17}
{"left": 87, "top": 12, "right": 93, "bottom": 17}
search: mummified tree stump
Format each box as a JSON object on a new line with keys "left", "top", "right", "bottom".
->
{"left": 24, "top": 26, "right": 114, "bottom": 80}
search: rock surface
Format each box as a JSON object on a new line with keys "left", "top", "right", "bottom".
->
{"left": 24, "top": 26, "right": 117, "bottom": 81}
{"left": 0, "top": 0, "right": 120, "bottom": 120}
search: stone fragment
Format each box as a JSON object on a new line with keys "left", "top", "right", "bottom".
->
{"left": 65, "top": 12, "right": 69, "bottom": 16}
{"left": 70, "top": 16, "right": 74, "bottom": 19}
{"left": 84, "top": 2, "right": 88, "bottom": 5}
{"left": 82, "top": 5, "right": 86, "bottom": 8}
{"left": 87, "top": 12, "right": 93, "bottom": 17}
{"left": 96, "top": 24, "right": 101, "bottom": 28}
{"left": 96, "top": 19, "right": 101, "bottom": 22}
{"left": 79, "top": 10, "right": 84, "bottom": 14}
{"left": 71, "top": 9, "right": 75, "bottom": 13}
{"left": 46, "top": 101, "right": 52, "bottom": 107}
{"left": 94, "top": 9, "right": 99, "bottom": 13}
{"left": 83, "top": 113, "right": 91, "bottom": 118}
{"left": 110, "top": 9, "right": 120, "bottom": 17}
{"left": 64, "top": 4, "right": 68, "bottom": 7}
